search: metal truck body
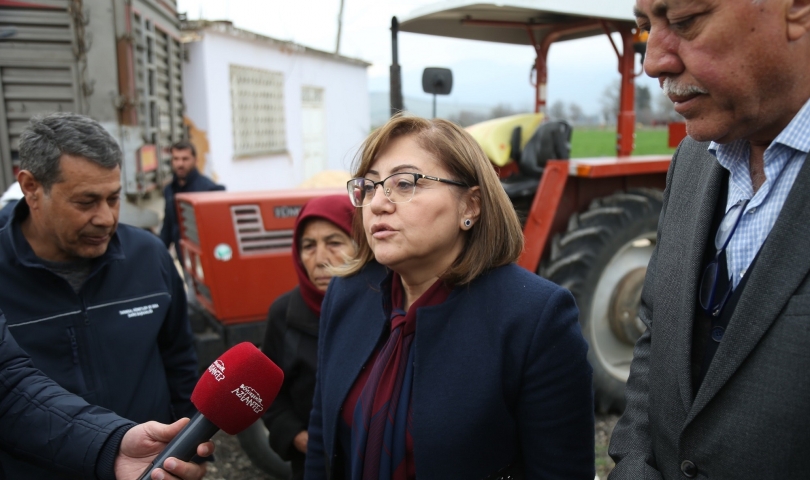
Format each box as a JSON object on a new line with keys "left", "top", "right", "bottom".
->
{"left": 0, "top": 0, "right": 184, "bottom": 227}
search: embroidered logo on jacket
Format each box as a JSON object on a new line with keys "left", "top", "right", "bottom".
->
{"left": 119, "top": 303, "right": 160, "bottom": 318}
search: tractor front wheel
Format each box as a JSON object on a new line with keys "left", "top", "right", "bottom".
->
{"left": 542, "top": 189, "right": 663, "bottom": 413}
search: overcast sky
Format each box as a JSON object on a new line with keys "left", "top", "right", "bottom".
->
{"left": 177, "top": 0, "right": 662, "bottom": 116}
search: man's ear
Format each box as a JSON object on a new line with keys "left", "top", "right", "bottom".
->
{"left": 787, "top": 0, "right": 810, "bottom": 41}
{"left": 17, "top": 170, "right": 42, "bottom": 209}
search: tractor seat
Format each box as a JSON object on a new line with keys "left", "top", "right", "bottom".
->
{"left": 501, "top": 174, "right": 540, "bottom": 200}
{"left": 498, "top": 120, "right": 572, "bottom": 201}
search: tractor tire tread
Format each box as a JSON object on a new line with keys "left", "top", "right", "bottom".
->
{"left": 542, "top": 190, "right": 663, "bottom": 413}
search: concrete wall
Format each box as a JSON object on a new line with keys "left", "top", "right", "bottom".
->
{"left": 182, "top": 30, "right": 369, "bottom": 192}
{"left": 182, "top": 35, "right": 214, "bottom": 177}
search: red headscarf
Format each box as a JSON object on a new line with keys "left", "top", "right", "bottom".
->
{"left": 292, "top": 194, "right": 355, "bottom": 315}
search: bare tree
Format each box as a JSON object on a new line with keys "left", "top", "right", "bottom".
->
{"left": 491, "top": 103, "right": 518, "bottom": 119}
{"left": 448, "top": 110, "right": 489, "bottom": 127}
{"left": 636, "top": 84, "right": 652, "bottom": 111}
{"left": 549, "top": 100, "right": 567, "bottom": 122}
{"left": 601, "top": 80, "right": 663, "bottom": 126}
{"left": 600, "top": 80, "right": 620, "bottom": 125}
{"left": 636, "top": 84, "right": 653, "bottom": 125}
{"left": 654, "top": 90, "right": 683, "bottom": 123}
{"left": 568, "top": 103, "right": 584, "bottom": 125}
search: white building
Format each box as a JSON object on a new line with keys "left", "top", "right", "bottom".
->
{"left": 181, "top": 21, "right": 370, "bottom": 191}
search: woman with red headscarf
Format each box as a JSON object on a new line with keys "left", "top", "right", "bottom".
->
{"left": 261, "top": 194, "right": 355, "bottom": 480}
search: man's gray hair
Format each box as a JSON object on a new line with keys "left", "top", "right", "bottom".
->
{"left": 18, "top": 112, "right": 122, "bottom": 191}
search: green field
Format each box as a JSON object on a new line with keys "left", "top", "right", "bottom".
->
{"left": 570, "top": 127, "right": 677, "bottom": 158}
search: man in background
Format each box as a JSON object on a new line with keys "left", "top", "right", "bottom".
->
{"left": 0, "top": 112, "right": 199, "bottom": 479}
{"left": 161, "top": 140, "right": 224, "bottom": 261}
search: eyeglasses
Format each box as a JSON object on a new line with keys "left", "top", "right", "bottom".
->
{"left": 347, "top": 172, "right": 467, "bottom": 207}
{"left": 699, "top": 199, "right": 749, "bottom": 317}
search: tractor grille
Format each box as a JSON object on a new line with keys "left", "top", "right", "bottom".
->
{"left": 179, "top": 201, "right": 199, "bottom": 245}
{"left": 231, "top": 205, "right": 293, "bottom": 254}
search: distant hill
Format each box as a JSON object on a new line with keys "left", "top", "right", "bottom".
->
{"left": 369, "top": 91, "right": 512, "bottom": 128}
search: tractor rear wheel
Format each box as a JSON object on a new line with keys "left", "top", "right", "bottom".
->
{"left": 542, "top": 189, "right": 663, "bottom": 413}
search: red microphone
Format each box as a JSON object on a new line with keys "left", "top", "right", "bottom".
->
{"left": 137, "top": 342, "right": 284, "bottom": 479}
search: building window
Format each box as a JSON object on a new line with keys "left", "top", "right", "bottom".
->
{"left": 230, "top": 65, "right": 286, "bottom": 157}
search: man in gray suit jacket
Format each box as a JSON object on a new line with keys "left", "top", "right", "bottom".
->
{"left": 609, "top": 0, "right": 810, "bottom": 478}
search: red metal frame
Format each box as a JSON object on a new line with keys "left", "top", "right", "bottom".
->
{"left": 601, "top": 22, "right": 638, "bottom": 156}
{"left": 668, "top": 122, "right": 687, "bottom": 148}
{"left": 458, "top": 18, "right": 604, "bottom": 114}
{"left": 517, "top": 160, "right": 569, "bottom": 271}
{"left": 496, "top": 161, "right": 519, "bottom": 179}
{"left": 517, "top": 156, "right": 670, "bottom": 272}
{"left": 456, "top": 18, "right": 664, "bottom": 273}
{"left": 457, "top": 18, "right": 641, "bottom": 157}
{"left": 571, "top": 155, "right": 671, "bottom": 178}
{"left": 617, "top": 27, "right": 637, "bottom": 156}
{"left": 533, "top": 22, "right": 606, "bottom": 114}
{"left": 525, "top": 28, "right": 547, "bottom": 113}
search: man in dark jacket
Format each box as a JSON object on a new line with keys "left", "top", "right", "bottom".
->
{"left": 0, "top": 311, "right": 212, "bottom": 480}
{"left": 160, "top": 140, "right": 224, "bottom": 261}
{"left": 0, "top": 112, "right": 199, "bottom": 479}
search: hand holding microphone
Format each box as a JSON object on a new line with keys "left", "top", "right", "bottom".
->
{"left": 136, "top": 342, "right": 284, "bottom": 480}
{"left": 115, "top": 419, "right": 213, "bottom": 480}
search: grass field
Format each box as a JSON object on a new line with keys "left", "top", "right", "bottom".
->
{"left": 570, "top": 127, "right": 677, "bottom": 158}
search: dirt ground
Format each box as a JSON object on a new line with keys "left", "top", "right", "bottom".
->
{"left": 595, "top": 413, "right": 620, "bottom": 479}
{"left": 202, "top": 413, "right": 620, "bottom": 479}
{"left": 203, "top": 431, "right": 279, "bottom": 480}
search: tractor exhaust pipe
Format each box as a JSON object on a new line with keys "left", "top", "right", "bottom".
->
{"left": 390, "top": 17, "right": 404, "bottom": 116}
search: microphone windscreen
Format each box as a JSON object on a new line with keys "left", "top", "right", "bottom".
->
{"left": 191, "top": 342, "right": 284, "bottom": 435}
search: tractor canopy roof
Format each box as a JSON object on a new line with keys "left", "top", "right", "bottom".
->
{"left": 399, "top": 0, "right": 636, "bottom": 45}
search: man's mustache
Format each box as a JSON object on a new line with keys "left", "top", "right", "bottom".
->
{"left": 662, "top": 77, "right": 708, "bottom": 98}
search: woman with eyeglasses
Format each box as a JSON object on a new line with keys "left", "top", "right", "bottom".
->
{"left": 261, "top": 194, "right": 356, "bottom": 480}
{"left": 304, "top": 115, "right": 594, "bottom": 479}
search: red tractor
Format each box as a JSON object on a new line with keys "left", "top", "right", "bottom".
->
{"left": 178, "top": 1, "right": 679, "bottom": 415}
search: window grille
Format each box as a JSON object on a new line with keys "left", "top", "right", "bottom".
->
{"left": 230, "top": 65, "right": 286, "bottom": 157}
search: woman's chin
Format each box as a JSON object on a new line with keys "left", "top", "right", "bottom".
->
{"left": 372, "top": 243, "right": 406, "bottom": 262}
{"left": 312, "top": 278, "right": 333, "bottom": 291}
{"left": 372, "top": 253, "right": 399, "bottom": 270}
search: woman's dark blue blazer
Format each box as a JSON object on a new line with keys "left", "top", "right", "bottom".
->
{"left": 305, "top": 262, "right": 595, "bottom": 479}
